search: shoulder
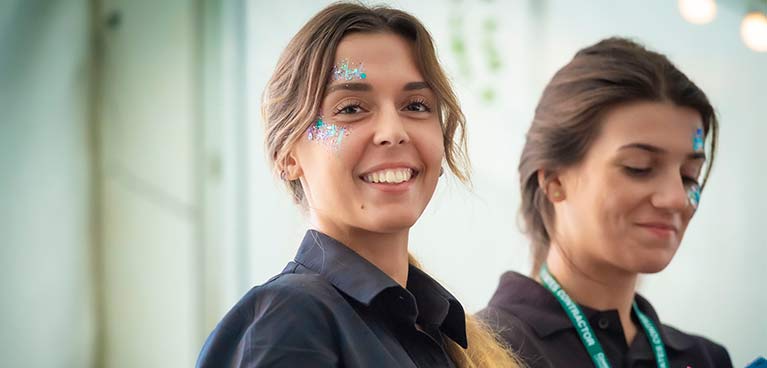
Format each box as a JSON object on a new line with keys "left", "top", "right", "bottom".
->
{"left": 662, "top": 324, "right": 732, "bottom": 367}
{"left": 253, "top": 272, "right": 344, "bottom": 308}
{"left": 228, "top": 272, "right": 344, "bottom": 333}
{"left": 197, "top": 273, "right": 345, "bottom": 368}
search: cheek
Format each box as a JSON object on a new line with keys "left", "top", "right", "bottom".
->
{"left": 414, "top": 123, "right": 446, "bottom": 164}
{"left": 679, "top": 207, "right": 696, "bottom": 231}
{"left": 298, "top": 140, "right": 352, "bottom": 190}
{"left": 584, "top": 172, "right": 641, "bottom": 234}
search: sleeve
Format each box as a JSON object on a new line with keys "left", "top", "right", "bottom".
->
{"left": 706, "top": 339, "right": 733, "bottom": 368}
{"left": 197, "top": 281, "right": 341, "bottom": 368}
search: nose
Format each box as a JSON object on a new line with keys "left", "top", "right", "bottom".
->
{"left": 373, "top": 108, "right": 410, "bottom": 146}
{"left": 650, "top": 173, "right": 690, "bottom": 211}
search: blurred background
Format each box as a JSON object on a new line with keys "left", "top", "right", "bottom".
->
{"left": 1, "top": 0, "right": 765, "bottom": 367}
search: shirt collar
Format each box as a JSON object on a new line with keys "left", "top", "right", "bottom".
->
{"left": 294, "top": 230, "right": 468, "bottom": 348}
{"left": 487, "top": 271, "right": 695, "bottom": 352}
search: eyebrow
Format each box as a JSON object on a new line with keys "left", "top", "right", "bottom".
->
{"left": 326, "top": 82, "right": 371, "bottom": 94}
{"left": 325, "top": 81, "right": 431, "bottom": 95}
{"left": 403, "top": 81, "right": 430, "bottom": 91}
{"left": 619, "top": 143, "right": 706, "bottom": 160}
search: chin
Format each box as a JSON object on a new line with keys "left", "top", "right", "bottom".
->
{"left": 372, "top": 218, "right": 418, "bottom": 233}
{"left": 362, "top": 211, "right": 420, "bottom": 233}
{"left": 631, "top": 252, "right": 676, "bottom": 274}
{"left": 620, "top": 234, "right": 680, "bottom": 274}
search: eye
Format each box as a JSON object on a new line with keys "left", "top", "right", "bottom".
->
{"left": 623, "top": 166, "right": 651, "bottom": 177}
{"left": 403, "top": 98, "right": 432, "bottom": 113}
{"left": 333, "top": 100, "right": 365, "bottom": 115}
{"left": 682, "top": 164, "right": 703, "bottom": 187}
{"left": 682, "top": 176, "right": 700, "bottom": 186}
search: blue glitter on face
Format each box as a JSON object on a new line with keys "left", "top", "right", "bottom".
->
{"left": 687, "top": 182, "right": 701, "bottom": 210}
{"left": 693, "top": 128, "right": 704, "bottom": 151}
{"left": 331, "top": 59, "right": 367, "bottom": 81}
{"left": 306, "top": 116, "right": 351, "bottom": 151}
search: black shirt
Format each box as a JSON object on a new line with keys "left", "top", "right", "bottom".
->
{"left": 478, "top": 271, "right": 732, "bottom": 368}
{"left": 196, "top": 230, "right": 467, "bottom": 368}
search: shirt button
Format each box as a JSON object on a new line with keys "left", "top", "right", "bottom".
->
{"left": 598, "top": 318, "right": 609, "bottom": 329}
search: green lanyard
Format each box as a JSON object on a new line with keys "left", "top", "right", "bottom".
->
{"left": 539, "top": 264, "right": 670, "bottom": 368}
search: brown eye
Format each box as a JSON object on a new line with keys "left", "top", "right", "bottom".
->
{"left": 336, "top": 104, "right": 363, "bottom": 114}
{"left": 332, "top": 99, "right": 366, "bottom": 115}
{"left": 403, "top": 98, "right": 431, "bottom": 113}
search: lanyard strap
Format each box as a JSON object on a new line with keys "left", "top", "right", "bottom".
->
{"left": 632, "top": 302, "right": 669, "bottom": 368}
{"left": 539, "top": 264, "right": 670, "bottom": 368}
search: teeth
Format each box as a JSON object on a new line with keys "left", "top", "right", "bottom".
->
{"left": 363, "top": 168, "right": 413, "bottom": 184}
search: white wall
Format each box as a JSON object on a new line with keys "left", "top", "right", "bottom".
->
{"left": 246, "top": 1, "right": 767, "bottom": 366}
{"left": 96, "top": 0, "right": 202, "bottom": 366}
{"left": 0, "top": 1, "right": 96, "bottom": 367}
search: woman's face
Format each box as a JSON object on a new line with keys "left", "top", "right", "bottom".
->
{"left": 289, "top": 32, "right": 444, "bottom": 235}
{"left": 553, "top": 101, "right": 705, "bottom": 274}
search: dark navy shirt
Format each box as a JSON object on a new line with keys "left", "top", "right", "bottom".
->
{"left": 478, "top": 271, "right": 732, "bottom": 368}
{"left": 196, "top": 230, "right": 467, "bottom": 368}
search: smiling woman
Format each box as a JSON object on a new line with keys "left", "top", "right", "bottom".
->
{"left": 291, "top": 32, "right": 446, "bottom": 239}
{"left": 196, "top": 3, "right": 520, "bottom": 368}
{"left": 479, "top": 37, "right": 732, "bottom": 368}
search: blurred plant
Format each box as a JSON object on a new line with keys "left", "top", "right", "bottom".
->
{"left": 448, "top": 0, "right": 505, "bottom": 104}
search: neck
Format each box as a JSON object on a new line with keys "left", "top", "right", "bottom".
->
{"left": 312, "top": 217, "right": 410, "bottom": 287}
{"left": 544, "top": 244, "right": 639, "bottom": 344}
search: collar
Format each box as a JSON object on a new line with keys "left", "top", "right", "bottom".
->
{"left": 293, "top": 230, "right": 468, "bottom": 348}
{"left": 487, "top": 271, "right": 695, "bottom": 352}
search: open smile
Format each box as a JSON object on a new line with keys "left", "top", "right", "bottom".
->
{"left": 360, "top": 167, "right": 418, "bottom": 184}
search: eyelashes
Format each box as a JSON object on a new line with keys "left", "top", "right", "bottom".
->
{"left": 330, "top": 97, "right": 434, "bottom": 116}
{"left": 333, "top": 99, "right": 365, "bottom": 115}
{"left": 403, "top": 97, "right": 432, "bottom": 112}
{"left": 623, "top": 166, "right": 700, "bottom": 185}
{"left": 623, "top": 166, "right": 651, "bottom": 176}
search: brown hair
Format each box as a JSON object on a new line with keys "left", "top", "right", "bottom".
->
{"left": 519, "top": 37, "right": 718, "bottom": 275}
{"left": 262, "top": 2, "right": 520, "bottom": 367}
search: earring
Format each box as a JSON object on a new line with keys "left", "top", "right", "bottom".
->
{"left": 552, "top": 191, "right": 562, "bottom": 199}
{"left": 280, "top": 170, "right": 287, "bottom": 181}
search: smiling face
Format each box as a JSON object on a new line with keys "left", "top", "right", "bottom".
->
{"left": 287, "top": 32, "right": 444, "bottom": 236}
{"left": 552, "top": 101, "right": 706, "bottom": 274}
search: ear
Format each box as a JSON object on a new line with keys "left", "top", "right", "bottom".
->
{"left": 281, "top": 150, "right": 303, "bottom": 181}
{"left": 537, "top": 169, "right": 566, "bottom": 202}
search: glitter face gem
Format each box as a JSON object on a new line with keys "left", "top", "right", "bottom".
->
{"left": 687, "top": 182, "right": 701, "bottom": 210}
{"left": 306, "top": 116, "right": 350, "bottom": 151}
{"left": 693, "top": 128, "right": 704, "bottom": 151}
{"left": 331, "top": 59, "right": 367, "bottom": 81}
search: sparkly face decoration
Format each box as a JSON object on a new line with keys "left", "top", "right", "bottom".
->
{"left": 331, "top": 58, "right": 367, "bottom": 81}
{"left": 693, "top": 128, "right": 704, "bottom": 151}
{"left": 306, "top": 115, "right": 351, "bottom": 151}
{"left": 687, "top": 182, "right": 701, "bottom": 210}
{"left": 552, "top": 102, "right": 705, "bottom": 275}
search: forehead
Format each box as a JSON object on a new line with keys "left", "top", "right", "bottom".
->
{"left": 595, "top": 101, "right": 704, "bottom": 151}
{"left": 333, "top": 32, "right": 422, "bottom": 81}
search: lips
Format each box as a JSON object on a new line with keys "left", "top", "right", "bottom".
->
{"left": 636, "top": 222, "right": 679, "bottom": 238}
{"left": 636, "top": 222, "right": 678, "bottom": 232}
